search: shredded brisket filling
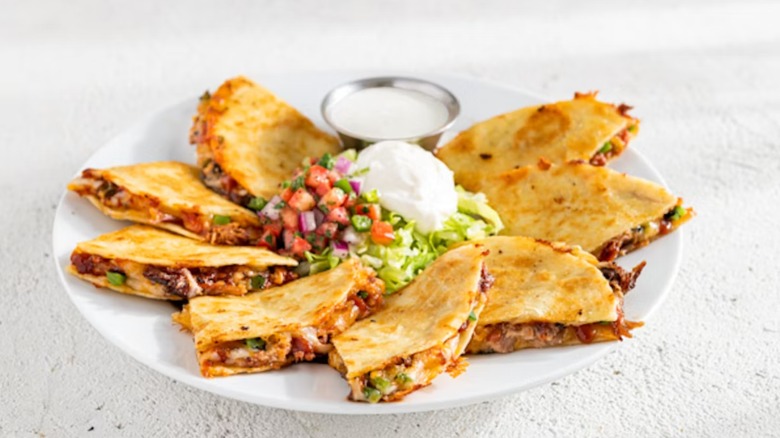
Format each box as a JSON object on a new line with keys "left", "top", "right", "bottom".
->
{"left": 197, "top": 147, "right": 253, "bottom": 207}
{"left": 70, "top": 252, "right": 291, "bottom": 299}
{"left": 589, "top": 126, "right": 635, "bottom": 166}
{"left": 597, "top": 204, "right": 689, "bottom": 262}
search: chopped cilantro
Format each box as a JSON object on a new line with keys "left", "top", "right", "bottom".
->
{"left": 318, "top": 153, "right": 335, "bottom": 170}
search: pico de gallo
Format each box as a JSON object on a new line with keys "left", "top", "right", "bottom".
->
{"left": 248, "top": 150, "right": 503, "bottom": 293}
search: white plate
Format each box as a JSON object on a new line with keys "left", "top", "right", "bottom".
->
{"left": 52, "top": 72, "right": 683, "bottom": 414}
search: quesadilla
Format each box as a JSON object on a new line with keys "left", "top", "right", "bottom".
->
{"left": 173, "top": 259, "right": 384, "bottom": 377}
{"left": 68, "top": 225, "right": 297, "bottom": 300}
{"left": 190, "top": 76, "right": 341, "bottom": 205}
{"left": 481, "top": 161, "right": 694, "bottom": 261}
{"left": 328, "top": 244, "right": 493, "bottom": 403}
{"left": 68, "top": 161, "right": 263, "bottom": 246}
{"left": 465, "top": 236, "right": 644, "bottom": 354}
{"left": 435, "top": 92, "right": 639, "bottom": 191}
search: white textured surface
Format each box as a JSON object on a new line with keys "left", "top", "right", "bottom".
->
{"left": 2, "top": 0, "right": 779, "bottom": 436}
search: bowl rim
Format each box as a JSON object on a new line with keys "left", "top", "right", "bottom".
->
{"left": 320, "top": 75, "right": 461, "bottom": 144}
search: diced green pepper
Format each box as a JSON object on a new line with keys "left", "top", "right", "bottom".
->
{"left": 598, "top": 142, "right": 613, "bottom": 154}
{"left": 361, "top": 189, "right": 379, "bottom": 203}
{"left": 357, "top": 291, "right": 368, "bottom": 299}
{"left": 213, "top": 214, "right": 231, "bottom": 225}
{"left": 351, "top": 214, "right": 373, "bottom": 232}
{"left": 363, "top": 387, "right": 382, "bottom": 403}
{"left": 669, "top": 205, "right": 687, "bottom": 221}
{"left": 395, "top": 373, "right": 413, "bottom": 386}
{"left": 106, "top": 271, "right": 126, "bottom": 286}
{"left": 245, "top": 338, "right": 266, "bottom": 350}
{"left": 370, "top": 376, "right": 392, "bottom": 394}
{"left": 468, "top": 310, "right": 477, "bottom": 321}
{"left": 247, "top": 197, "right": 268, "bottom": 211}
{"left": 334, "top": 178, "right": 353, "bottom": 194}
{"left": 250, "top": 275, "right": 266, "bottom": 289}
{"left": 628, "top": 125, "right": 638, "bottom": 133}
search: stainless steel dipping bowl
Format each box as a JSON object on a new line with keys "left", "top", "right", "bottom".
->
{"left": 321, "top": 76, "right": 460, "bottom": 151}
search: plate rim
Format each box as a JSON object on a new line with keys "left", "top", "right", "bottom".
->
{"left": 51, "top": 72, "right": 683, "bottom": 414}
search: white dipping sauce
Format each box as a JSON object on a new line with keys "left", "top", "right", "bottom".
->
{"left": 355, "top": 141, "right": 458, "bottom": 234}
{"left": 329, "top": 87, "right": 449, "bottom": 139}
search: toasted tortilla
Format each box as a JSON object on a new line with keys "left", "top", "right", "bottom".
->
{"left": 329, "top": 244, "right": 489, "bottom": 402}
{"left": 435, "top": 92, "right": 639, "bottom": 191}
{"left": 465, "top": 236, "right": 643, "bottom": 354}
{"left": 175, "top": 259, "right": 384, "bottom": 377}
{"left": 191, "top": 76, "right": 340, "bottom": 201}
{"left": 481, "top": 161, "right": 685, "bottom": 258}
{"left": 67, "top": 161, "right": 261, "bottom": 244}
{"left": 68, "top": 225, "right": 296, "bottom": 300}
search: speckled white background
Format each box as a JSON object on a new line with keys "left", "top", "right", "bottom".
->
{"left": 2, "top": 0, "right": 779, "bottom": 436}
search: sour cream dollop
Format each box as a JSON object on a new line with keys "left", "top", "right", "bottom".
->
{"left": 355, "top": 141, "right": 458, "bottom": 234}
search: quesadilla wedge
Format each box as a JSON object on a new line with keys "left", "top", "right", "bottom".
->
{"left": 435, "top": 92, "right": 639, "bottom": 191}
{"left": 190, "top": 76, "right": 341, "bottom": 205}
{"left": 465, "top": 236, "right": 644, "bottom": 354}
{"left": 328, "top": 244, "right": 493, "bottom": 403}
{"left": 173, "top": 259, "right": 384, "bottom": 377}
{"left": 68, "top": 161, "right": 263, "bottom": 246}
{"left": 68, "top": 225, "right": 297, "bottom": 300}
{"left": 481, "top": 161, "right": 694, "bottom": 261}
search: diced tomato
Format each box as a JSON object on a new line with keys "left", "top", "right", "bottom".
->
{"left": 280, "top": 207, "right": 299, "bottom": 231}
{"left": 355, "top": 203, "right": 381, "bottom": 221}
{"left": 370, "top": 221, "right": 395, "bottom": 245}
{"left": 344, "top": 193, "right": 358, "bottom": 209}
{"left": 280, "top": 187, "right": 293, "bottom": 202}
{"left": 282, "top": 230, "right": 296, "bottom": 250}
{"left": 257, "top": 230, "right": 277, "bottom": 250}
{"left": 288, "top": 188, "right": 316, "bottom": 212}
{"left": 316, "top": 222, "right": 339, "bottom": 239}
{"left": 307, "top": 233, "right": 328, "bottom": 252}
{"left": 327, "top": 170, "right": 342, "bottom": 184}
{"left": 290, "top": 236, "right": 312, "bottom": 257}
{"left": 264, "top": 222, "right": 282, "bottom": 237}
{"left": 305, "top": 165, "right": 330, "bottom": 188}
{"left": 319, "top": 188, "right": 347, "bottom": 210}
{"left": 315, "top": 183, "right": 331, "bottom": 197}
{"left": 326, "top": 207, "right": 350, "bottom": 226}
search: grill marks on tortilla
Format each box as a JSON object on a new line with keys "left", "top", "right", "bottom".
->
{"left": 435, "top": 92, "right": 639, "bottom": 191}
{"left": 190, "top": 76, "right": 340, "bottom": 202}
{"left": 480, "top": 162, "right": 691, "bottom": 260}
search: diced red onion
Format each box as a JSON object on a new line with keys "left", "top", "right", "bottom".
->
{"left": 348, "top": 179, "right": 361, "bottom": 195}
{"left": 342, "top": 226, "right": 363, "bottom": 244}
{"left": 313, "top": 208, "right": 325, "bottom": 227}
{"left": 334, "top": 156, "right": 353, "bottom": 174}
{"left": 331, "top": 240, "right": 349, "bottom": 258}
{"left": 299, "top": 211, "right": 317, "bottom": 233}
{"left": 260, "top": 195, "right": 282, "bottom": 220}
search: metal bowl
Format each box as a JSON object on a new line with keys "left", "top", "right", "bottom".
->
{"left": 321, "top": 76, "right": 460, "bottom": 151}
